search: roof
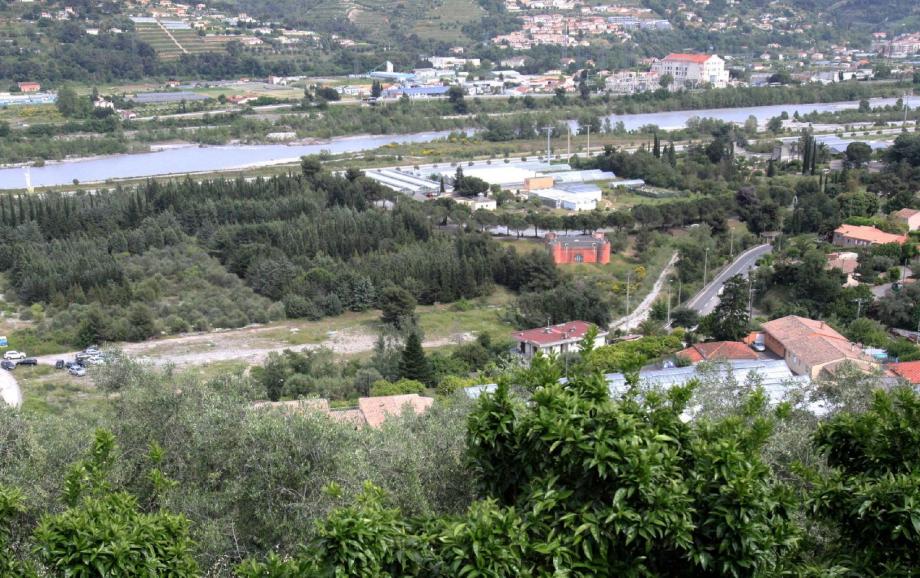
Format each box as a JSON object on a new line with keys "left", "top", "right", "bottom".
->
{"left": 357, "top": 394, "right": 433, "bottom": 428}
{"left": 663, "top": 53, "right": 714, "bottom": 64}
{"left": 512, "top": 320, "right": 606, "bottom": 346}
{"left": 605, "top": 359, "right": 809, "bottom": 406}
{"left": 893, "top": 208, "right": 920, "bottom": 220}
{"left": 890, "top": 361, "right": 920, "bottom": 384}
{"left": 762, "top": 315, "right": 875, "bottom": 370}
{"left": 834, "top": 224, "right": 908, "bottom": 245}
{"left": 826, "top": 252, "right": 859, "bottom": 275}
{"left": 544, "top": 234, "right": 609, "bottom": 249}
{"left": 677, "top": 341, "right": 759, "bottom": 363}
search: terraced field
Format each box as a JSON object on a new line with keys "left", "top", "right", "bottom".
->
{"left": 134, "top": 21, "right": 226, "bottom": 60}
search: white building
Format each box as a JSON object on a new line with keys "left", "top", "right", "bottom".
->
{"left": 651, "top": 53, "right": 729, "bottom": 89}
{"left": 512, "top": 321, "right": 608, "bottom": 360}
{"left": 605, "top": 71, "right": 660, "bottom": 95}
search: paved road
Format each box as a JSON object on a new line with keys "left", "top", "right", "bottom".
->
{"left": 685, "top": 244, "right": 773, "bottom": 316}
{"left": 0, "top": 369, "right": 21, "bottom": 408}
{"left": 871, "top": 266, "right": 912, "bottom": 299}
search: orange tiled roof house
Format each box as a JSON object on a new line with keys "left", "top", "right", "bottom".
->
{"left": 761, "top": 315, "right": 877, "bottom": 379}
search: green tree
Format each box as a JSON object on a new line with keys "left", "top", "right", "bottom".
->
{"left": 701, "top": 274, "right": 750, "bottom": 341}
{"left": 398, "top": 332, "right": 431, "bottom": 385}
{"left": 379, "top": 285, "right": 417, "bottom": 330}
{"left": 32, "top": 431, "right": 199, "bottom": 577}
{"left": 844, "top": 141, "right": 872, "bottom": 168}
{"left": 55, "top": 84, "right": 89, "bottom": 118}
{"left": 371, "top": 80, "right": 382, "bottom": 99}
{"left": 808, "top": 386, "right": 920, "bottom": 573}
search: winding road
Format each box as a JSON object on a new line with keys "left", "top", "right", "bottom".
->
{"left": 685, "top": 244, "right": 773, "bottom": 316}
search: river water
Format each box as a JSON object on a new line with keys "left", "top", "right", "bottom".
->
{"left": 2, "top": 96, "right": 917, "bottom": 190}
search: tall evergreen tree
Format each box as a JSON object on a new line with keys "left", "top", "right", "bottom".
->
{"left": 398, "top": 331, "right": 431, "bottom": 385}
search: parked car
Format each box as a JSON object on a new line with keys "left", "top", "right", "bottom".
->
{"left": 3, "top": 351, "right": 26, "bottom": 361}
{"left": 65, "top": 361, "right": 83, "bottom": 370}
{"left": 68, "top": 365, "right": 86, "bottom": 377}
{"left": 17, "top": 358, "right": 37, "bottom": 366}
{"left": 1, "top": 360, "right": 15, "bottom": 370}
{"left": 55, "top": 360, "right": 66, "bottom": 369}
{"left": 85, "top": 355, "right": 106, "bottom": 366}
{"left": 84, "top": 346, "right": 101, "bottom": 356}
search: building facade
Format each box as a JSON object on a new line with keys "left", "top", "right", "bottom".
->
{"left": 832, "top": 224, "right": 908, "bottom": 248}
{"left": 512, "top": 320, "right": 608, "bottom": 359}
{"left": 651, "top": 53, "right": 729, "bottom": 89}
{"left": 545, "top": 232, "right": 611, "bottom": 264}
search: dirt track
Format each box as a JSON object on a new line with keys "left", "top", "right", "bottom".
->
{"left": 35, "top": 324, "right": 476, "bottom": 368}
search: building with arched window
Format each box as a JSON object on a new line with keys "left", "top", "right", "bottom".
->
{"left": 544, "top": 232, "right": 611, "bottom": 265}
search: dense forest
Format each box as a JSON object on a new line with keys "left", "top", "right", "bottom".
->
{"left": 0, "top": 161, "right": 556, "bottom": 348}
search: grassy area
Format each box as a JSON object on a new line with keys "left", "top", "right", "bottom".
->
{"left": 17, "top": 365, "right": 107, "bottom": 417}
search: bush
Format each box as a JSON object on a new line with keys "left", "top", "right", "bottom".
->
{"left": 370, "top": 378, "right": 425, "bottom": 397}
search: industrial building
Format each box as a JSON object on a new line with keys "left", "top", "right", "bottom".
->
{"left": 363, "top": 169, "right": 440, "bottom": 195}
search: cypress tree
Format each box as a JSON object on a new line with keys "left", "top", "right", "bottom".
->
{"left": 399, "top": 331, "right": 432, "bottom": 385}
{"left": 652, "top": 134, "right": 661, "bottom": 158}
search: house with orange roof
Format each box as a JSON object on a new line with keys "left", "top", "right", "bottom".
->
{"left": 676, "top": 341, "right": 760, "bottom": 364}
{"left": 889, "top": 361, "right": 920, "bottom": 384}
{"left": 892, "top": 208, "right": 920, "bottom": 231}
{"left": 651, "top": 53, "right": 729, "bottom": 88}
{"left": 761, "top": 315, "right": 878, "bottom": 379}
{"left": 832, "top": 224, "right": 908, "bottom": 248}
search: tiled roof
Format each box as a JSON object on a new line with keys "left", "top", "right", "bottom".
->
{"left": 512, "top": 320, "right": 604, "bottom": 346}
{"left": 762, "top": 315, "right": 875, "bottom": 370}
{"left": 893, "top": 208, "right": 919, "bottom": 220}
{"left": 834, "top": 224, "right": 908, "bottom": 245}
{"left": 663, "top": 53, "right": 712, "bottom": 64}
{"left": 678, "top": 341, "right": 759, "bottom": 363}
{"left": 890, "top": 361, "right": 920, "bottom": 384}
{"left": 357, "top": 394, "right": 434, "bottom": 428}
{"left": 826, "top": 252, "right": 859, "bottom": 275}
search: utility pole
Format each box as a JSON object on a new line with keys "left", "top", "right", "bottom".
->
{"left": 748, "top": 276, "right": 754, "bottom": 321}
{"left": 677, "top": 278, "right": 682, "bottom": 305}
{"left": 586, "top": 124, "right": 591, "bottom": 156}
{"left": 853, "top": 297, "right": 868, "bottom": 319}
{"left": 666, "top": 281, "right": 672, "bottom": 326}
{"left": 542, "top": 126, "right": 553, "bottom": 161}
{"left": 729, "top": 227, "right": 734, "bottom": 258}
{"left": 625, "top": 270, "right": 631, "bottom": 320}
{"left": 703, "top": 247, "right": 710, "bottom": 287}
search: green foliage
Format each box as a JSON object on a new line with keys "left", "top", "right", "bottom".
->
{"left": 700, "top": 274, "right": 750, "bottom": 341}
{"left": 380, "top": 285, "right": 417, "bottom": 330}
{"left": 370, "top": 378, "right": 425, "bottom": 397}
{"left": 399, "top": 332, "right": 432, "bottom": 385}
{"left": 581, "top": 334, "right": 683, "bottom": 373}
{"left": 809, "top": 387, "right": 920, "bottom": 573}
{"left": 30, "top": 430, "right": 199, "bottom": 577}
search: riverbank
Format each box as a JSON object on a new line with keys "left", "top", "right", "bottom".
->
{"left": 2, "top": 94, "right": 918, "bottom": 191}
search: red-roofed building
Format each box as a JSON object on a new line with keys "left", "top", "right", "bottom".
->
{"left": 357, "top": 394, "right": 433, "bottom": 428}
{"left": 545, "top": 232, "right": 611, "bottom": 265}
{"left": 651, "top": 54, "right": 729, "bottom": 88}
{"left": 892, "top": 208, "right": 920, "bottom": 231}
{"left": 512, "top": 320, "right": 608, "bottom": 359}
{"left": 890, "top": 361, "right": 920, "bottom": 384}
{"left": 17, "top": 82, "right": 41, "bottom": 93}
{"left": 832, "top": 224, "right": 908, "bottom": 248}
{"left": 677, "top": 341, "right": 760, "bottom": 364}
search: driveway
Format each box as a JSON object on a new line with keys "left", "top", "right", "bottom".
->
{"left": 0, "top": 369, "right": 21, "bottom": 408}
{"left": 685, "top": 244, "right": 773, "bottom": 316}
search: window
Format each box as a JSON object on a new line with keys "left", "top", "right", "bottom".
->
{"left": 574, "top": 254, "right": 584, "bottom": 263}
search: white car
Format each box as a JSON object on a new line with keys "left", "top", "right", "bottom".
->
{"left": 68, "top": 365, "right": 86, "bottom": 377}
{"left": 3, "top": 351, "right": 26, "bottom": 361}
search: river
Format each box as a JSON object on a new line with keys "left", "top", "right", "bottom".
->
{"left": 2, "top": 96, "right": 917, "bottom": 190}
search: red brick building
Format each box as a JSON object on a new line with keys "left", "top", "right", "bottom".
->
{"left": 545, "top": 232, "right": 610, "bottom": 265}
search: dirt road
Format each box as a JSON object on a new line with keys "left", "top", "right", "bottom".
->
{"left": 35, "top": 324, "right": 476, "bottom": 369}
{"left": 609, "top": 252, "right": 679, "bottom": 332}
